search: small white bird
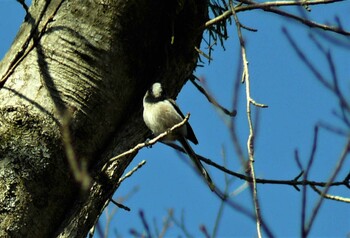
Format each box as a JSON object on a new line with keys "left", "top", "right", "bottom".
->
{"left": 143, "top": 82, "right": 214, "bottom": 191}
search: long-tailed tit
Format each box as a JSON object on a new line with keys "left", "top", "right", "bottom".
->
{"left": 143, "top": 82, "right": 214, "bottom": 191}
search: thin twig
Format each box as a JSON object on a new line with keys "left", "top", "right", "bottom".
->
{"left": 195, "top": 46, "right": 213, "bottom": 61}
{"left": 283, "top": 28, "right": 350, "bottom": 113}
{"left": 212, "top": 147, "right": 230, "bottom": 238}
{"left": 61, "top": 111, "right": 91, "bottom": 190}
{"left": 230, "top": 2, "right": 264, "bottom": 237}
{"left": 139, "top": 210, "right": 152, "bottom": 238}
{"left": 118, "top": 160, "right": 147, "bottom": 185}
{"left": 228, "top": 50, "right": 246, "bottom": 162}
{"left": 301, "top": 126, "right": 319, "bottom": 238}
{"left": 165, "top": 142, "right": 348, "bottom": 188}
{"left": 16, "top": 0, "right": 28, "bottom": 13}
{"left": 294, "top": 149, "right": 304, "bottom": 172}
{"left": 200, "top": 225, "right": 211, "bottom": 238}
{"left": 0, "top": 1, "right": 65, "bottom": 89}
{"left": 309, "top": 34, "right": 350, "bottom": 114}
{"left": 158, "top": 209, "right": 173, "bottom": 238}
{"left": 110, "top": 199, "right": 131, "bottom": 211}
{"left": 102, "top": 114, "right": 190, "bottom": 171}
{"left": 310, "top": 185, "right": 350, "bottom": 203}
{"left": 204, "top": 0, "right": 348, "bottom": 36}
{"left": 261, "top": 6, "right": 350, "bottom": 36}
{"left": 317, "top": 121, "right": 348, "bottom": 137}
{"left": 169, "top": 210, "right": 194, "bottom": 238}
{"left": 102, "top": 186, "right": 139, "bottom": 238}
{"left": 304, "top": 138, "right": 350, "bottom": 236}
{"left": 211, "top": 184, "right": 275, "bottom": 238}
{"left": 190, "top": 76, "right": 237, "bottom": 117}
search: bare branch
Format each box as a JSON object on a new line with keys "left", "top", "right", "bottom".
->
{"left": 139, "top": 210, "right": 152, "bottom": 238}
{"left": 166, "top": 140, "right": 349, "bottom": 188}
{"left": 110, "top": 200, "right": 131, "bottom": 212}
{"left": 194, "top": 46, "right": 213, "bottom": 61}
{"left": 61, "top": 111, "right": 91, "bottom": 190}
{"left": 261, "top": 7, "right": 350, "bottom": 36}
{"left": 204, "top": 0, "right": 348, "bottom": 35}
{"left": 283, "top": 28, "right": 350, "bottom": 114}
{"left": 169, "top": 210, "right": 194, "bottom": 238}
{"left": 304, "top": 138, "right": 350, "bottom": 236}
{"left": 211, "top": 184, "right": 275, "bottom": 238}
{"left": 317, "top": 121, "right": 349, "bottom": 137}
{"left": 158, "top": 209, "right": 173, "bottom": 238}
{"left": 103, "top": 114, "right": 191, "bottom": 170}
{"left": 190, "top": 76, "right": 237, "bottom": 117}
{"left": 310, "top": 185, "right": 350, "bottom": 203}
{"left": 201, "top": 152, "right": 348, "bottom": 188}
{"left": 16, "top": 0, "right": 28, "bottom": 13}
{"left": 230, "top": 2, "right": 266, "bottom": 236}
{"left": 0, "top": 1, "right": 65, "bottom": 89}
{"left": 118, "top": 160, "right": 147, "bottom": 185}
{"left": 301, "top": 126, "right": 319, "bottom": 238}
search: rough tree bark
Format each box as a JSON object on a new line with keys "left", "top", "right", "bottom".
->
{"left": 0, "top": 0, "right": 207, "bottom": 237}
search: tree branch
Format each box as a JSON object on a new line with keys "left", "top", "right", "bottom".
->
{"left": 190, "top": 75, "right": 237, "bottom": 117}
{"left": 167, "top": 142, "right": 350, "bottom": 188}
{"left": 310, "top": 185, "right": 350, "bottom": 203}
{"left": 103, "top": 114, "right": 191, "bottom": 171}
{"left": 304, "top": 138, "right": 350, "bottom": 236}
{"left": 230, "top": 2, "right": 266, "bottom": 237}
{"left": 204, "top": 0, "right": 349, "bottom": 36}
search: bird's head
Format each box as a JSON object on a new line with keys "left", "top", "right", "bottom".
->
{"left": 144, "top": 82, "right": 165, "bottom": 102}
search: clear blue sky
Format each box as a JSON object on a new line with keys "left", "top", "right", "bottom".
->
{"left": 1, "top": 1, "right": 349, "bottom": 237}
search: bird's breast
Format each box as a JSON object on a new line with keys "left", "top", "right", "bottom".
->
{"left": 143, "top": 101, "right": 187, "bottom": 139}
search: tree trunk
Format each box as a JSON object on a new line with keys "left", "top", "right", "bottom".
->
{"left": 0, "top": 0, "right": 207, "bottom": 237}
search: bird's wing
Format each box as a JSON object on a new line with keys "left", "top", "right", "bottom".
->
{"left": 168, "top": 99, "right": 198, "bottom": 145}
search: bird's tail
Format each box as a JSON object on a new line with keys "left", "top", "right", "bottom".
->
{"left": 178, "top": 137, "right": 215, "bottom": 191}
